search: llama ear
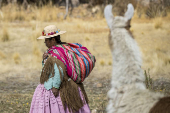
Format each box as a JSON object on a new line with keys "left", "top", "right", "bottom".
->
{"left": 124, "top": 3, "right": 134, "bottom": 20}
{"left": 104, "top": 5, "right": 114, "bottom": 29}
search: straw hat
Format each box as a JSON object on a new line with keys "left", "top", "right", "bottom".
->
{"left": 37, "top": 25, "right": 66, "bottom": 39}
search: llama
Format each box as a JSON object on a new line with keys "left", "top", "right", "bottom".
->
{"left": 104, "top": 4, "right": 170, "bottom": 113}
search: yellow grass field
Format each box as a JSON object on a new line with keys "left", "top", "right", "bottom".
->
{"left": 0, "top": 4, "right": 170, "bottom": 112}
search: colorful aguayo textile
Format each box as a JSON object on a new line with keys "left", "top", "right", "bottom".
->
{"left": 47, "top": 43, "right": 96, "bottom": 83}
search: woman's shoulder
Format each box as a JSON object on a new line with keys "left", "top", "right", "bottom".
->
{"left": 48, "top": 56, "right": 66, "bottom": 69}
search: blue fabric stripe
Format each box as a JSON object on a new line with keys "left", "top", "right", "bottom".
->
{"left": 70, "top": 47, "right": 83, "bottom": 58}
{"left": 54, "top": 49, "right": 60, "bottom": 56}
{"left": 73, "top": 43, "right": 82, "bottom": 47}
{"left": 71, "top": 47, "right": 90, "bottom": 77}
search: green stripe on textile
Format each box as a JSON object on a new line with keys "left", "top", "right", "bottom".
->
{"left": 60, "top": 44, "right": 64, "bottom": 48}
{"left": 93, "top": 56, "right": 95, "bottom": 66}
{"left": 72, "top": 52, "right": 80, "bottom": 82}
{"left": 87, "top": 53, "right": 95, "bottom": 67}
{"left": 73, "top": 53, "right": 81, "bottom": 82}
{"left": 87, "top": 53, "right": 91, "bottom": 59}
{"left": 77, "top": 56, "right": 81, "bottom": 81}
{"left": 68, "top": 50, "right": 74, "bottom": 79}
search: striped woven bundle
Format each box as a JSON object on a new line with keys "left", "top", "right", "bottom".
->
{"left": 47, "top": 43, "right": 96, "bottom": 83}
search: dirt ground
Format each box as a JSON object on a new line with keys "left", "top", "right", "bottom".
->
{"left": 0, "top": 70, "right": 170, "bottom": 113}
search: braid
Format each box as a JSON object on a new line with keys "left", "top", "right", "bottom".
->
{"left": 49, "top": 35, "right": 67, "bottom": 44}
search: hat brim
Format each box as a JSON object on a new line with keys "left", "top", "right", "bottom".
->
{"left": 37, "top": 31, "right": 66, "bottom": 39}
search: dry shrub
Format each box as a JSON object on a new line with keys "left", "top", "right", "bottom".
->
{"left": 0, "top": 11, "right": 4, "bottom": 20}
{"left": 0, "top": 3, "right": 62, "bottom": 22}
{"left": 154, "top": 18, "right": 163, "bottom": 29}
{"left": 144, "top": 69, "right": 153, "bottom": 90}
{"left": 167, "top": 30, "right": 170, "bottom": 35}
{"left": 0, "top": 51, "right": 6, "bottom": 59}
{"left": 108, "top": 61, "right": 112, "bottom": 65}
{"left": 1, "top": 28, "right": 9, "bottom": 42}
{"left": 30, "top": 28, "right": 41, "bottom": 41}
{"left": 89, "top": 0, "right": 115, "bottom": 7}
{"left": 37, "top": 5, "right": 60, "bottom": 22}
{"left": 112, "top": 0, "right": 137, "bottom": 16}
{"left": 90, "top": 0, "right": 137, "bottom": 18}
{"left": 85, "top": 37, "right": 90, "bottom": 41}
{"left": 155, "top": 48, "right": 170, "bottom": 66}
{"left": 163, "top": 0, "right": 170, "bottom": 8}
{"left": 2, "top": 5, "right": 26, "bottom": 22}
{"left": 14, "top": 11, "right": 25, "bottom": 21}
{"left": 32, "top": 43, "right": 42, "bottom": 62}
{"left": 100, "top": 59, "right": 105, "bottom": 66}
{"left": 166, "top": 13, "right": 170, "bottom": 20}
{"left": 145, "top": 2, "right": 167, "bottom": 18}
{"left": 33, "top": 44, "right": 41, "bottom": 57}
{"left": 145, "top": 49, "right": 170, "bottom": 76}
{"left": 13, "top": 53, "right": 21, "bottom": 64}
{"left": 136, "top": 0, "right": 169, "bottom": 19}
{"left": 135, "top": 1, "right": 148, "bottom": 18}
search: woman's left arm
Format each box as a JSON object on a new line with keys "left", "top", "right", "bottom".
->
{"left": 44, "top": 63, "right": 64, "bottom": 91}
{"left": 51, "top": 63, "right": 64, "bottom": 97}
{"left": 53, "top": 63, "right": 64, "bottom": 89}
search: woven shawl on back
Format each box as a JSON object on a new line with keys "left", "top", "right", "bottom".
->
{"left": 47, "top": 43, "right": 96, "bottom": 83}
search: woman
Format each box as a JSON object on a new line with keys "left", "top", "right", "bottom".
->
{"left": 29, "top": 25, "right": 91, "bottom": 113}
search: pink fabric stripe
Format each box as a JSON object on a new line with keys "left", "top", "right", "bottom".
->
{"left": 79, "top": 50, "right": 93, "bottom": 72}
{"left": 47, "top": 43, "right": 95, "bottom": 83}
{"left": 67, "top": 51, "right": 77, "bottom": 81}
{"left": 70, "top": 52, "right": 78, "bottom": 81}
{"left": 76, "top": 56, "right": 85, "bottom": 82}
{"left": 48, "top": 47, "right": 73, "bottom": 78}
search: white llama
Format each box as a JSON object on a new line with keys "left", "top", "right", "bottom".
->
{"left": 104, "top": 4, "right": 170, "bottom": 113}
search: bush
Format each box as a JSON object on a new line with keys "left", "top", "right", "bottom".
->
{"left": 13, "top": 53, "right": 21, "bottom": 64}
{"left": 1, "top": 28, "right": 9, "bottom": 42}
{"left": 145, "top": 69, "right": 153, "bottom": 90}
{"left": 145, "top": 2, "right": 167, "bottom": 18}
{"left": 112, "top": 0, "right": 137, "bottom": 16}
{"left": 0, "top": 51, "right": 6, "bottom": 59}
{"left": 154, "top": 18, "right": 163, "bottom": 29}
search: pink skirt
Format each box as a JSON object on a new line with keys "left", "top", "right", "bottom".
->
{"left": 29, "top": 84, "right": 91, "bottom": 113}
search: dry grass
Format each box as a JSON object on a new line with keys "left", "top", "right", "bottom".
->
{"left": 145, "top": 69, "right": 153, "bottom": 90}
{"left": 154, "top": 18, "right": 163, "bottom": 29}
{"left": 1, "top": 28, "right": 9, "bottom": 42}
{"left": 13, "top": 53, "right": 21, "bottom": 64}
{"left": 32, "top": 42, "right": 43, "bottom": 63}
{"left": 100, "top": 59, "right": 105, "bottom": 66}
{"left": 131, "top": 17, "right": 170, "bottom": 79}
{"left": 33, "top": 44, "right": 41, "bottom": 57}
{"left": 0, "top": 51, "right": 6, "bottom": 59}
{"left": 0, "top": 93, "right": 32, "bottom": 113}
{"left": 0, "top": 4, "right": 60, "bottom": 22}
{"left": 0, "top": 11, "right": 169, "bottom": 79}
{"left": 108, "top": 61, "right": 112, "bottom": 66}
{"left": 0, "top": 4, "right": 91, "bottom": 22}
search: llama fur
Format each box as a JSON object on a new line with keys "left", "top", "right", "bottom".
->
{"left": 104, "top": 4, "right": 165, "bottom": 113}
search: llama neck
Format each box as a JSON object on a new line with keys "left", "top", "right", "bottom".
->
{"left": 110, "top": 28, "right": 146, "bottom": 91}
{"left": 107, "top": 28, "right": 146, "bottom": 113}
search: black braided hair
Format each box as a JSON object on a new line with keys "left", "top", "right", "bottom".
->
{"left": 49, "top": 35, "right": 67, "bottom": 44}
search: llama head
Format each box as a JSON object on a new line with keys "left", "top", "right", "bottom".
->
{"left": 104, "top": 3, "right": 134, "bottom": 30}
